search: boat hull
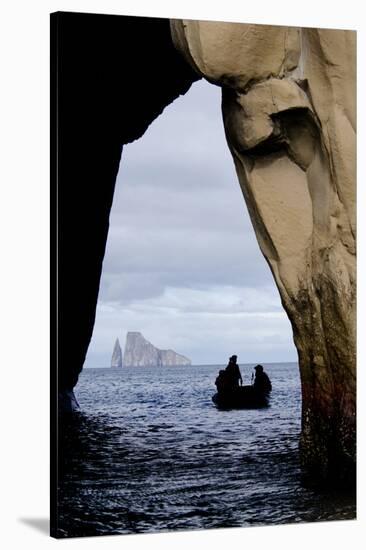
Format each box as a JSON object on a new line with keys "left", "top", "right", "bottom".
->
{"left": 212, "top": 385, "right": 270, "bottom": 409}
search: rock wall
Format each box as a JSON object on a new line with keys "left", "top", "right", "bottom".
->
{"left": 171, "top": 20, "right": 356, "bottom": 483}
{"left": 123, "top": 332, "right": 191, "bottom": 367}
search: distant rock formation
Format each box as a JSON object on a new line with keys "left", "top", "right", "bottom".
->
{"left": 111, "top": 338, "right": 123, "bottom": 368}
{"left": 123, "top": 331, "right": 191, "bottom": 367}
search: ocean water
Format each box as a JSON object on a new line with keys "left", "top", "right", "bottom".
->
{"left": 57, "top": 363, "right": 356, "bottom": 537}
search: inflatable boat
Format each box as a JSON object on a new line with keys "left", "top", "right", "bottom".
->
{"left": 212, "top": 385, "right": 270, "bottom": 409}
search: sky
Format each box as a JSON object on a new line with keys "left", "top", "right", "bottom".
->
{"left": 84, "top": 79, "right": 297, "bottom": 367}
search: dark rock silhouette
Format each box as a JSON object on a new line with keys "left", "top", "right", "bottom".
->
{"left": 51, "top": 11, "right": 200, "bottom": 407}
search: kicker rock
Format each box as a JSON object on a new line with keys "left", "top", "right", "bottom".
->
{"left": 171, "top": 20, "right": 356, "bottom": 483}
{"left": 123, "top": 332, "right": 191, "bottom": 367}
{"left": 123, "top": 332, "right": 159, "bottom": 367}
{"left": 159, "top": 349, "right": 190, "bottom": 366}
{"left": 111, "top": 338, "right": 123, "bottom": 368}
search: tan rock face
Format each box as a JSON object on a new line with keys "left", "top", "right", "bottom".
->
{"left": 171, "top": 20, "right": 356, "bottom": 483}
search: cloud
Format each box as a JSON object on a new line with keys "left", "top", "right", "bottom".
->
{"left": 134, "top": 285, "right": 283, "bottom": 314}
{"left": 100, "top": 225, "right": 273, "bottom": 304}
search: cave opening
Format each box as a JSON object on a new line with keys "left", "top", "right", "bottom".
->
{"left": 84, "top": 79, "right": 297, "bottom": 374}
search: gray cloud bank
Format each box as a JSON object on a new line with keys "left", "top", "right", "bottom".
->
{"left": 85, "top": 80, "right": 297, "bottom": 367}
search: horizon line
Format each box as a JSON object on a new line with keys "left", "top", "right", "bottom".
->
{"left": 84, "top": 360, "right": 299, "bottom": 369}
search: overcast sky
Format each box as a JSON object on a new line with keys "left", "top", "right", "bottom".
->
{"left": 84, "top": 79, "right": 297, "bottom": 367}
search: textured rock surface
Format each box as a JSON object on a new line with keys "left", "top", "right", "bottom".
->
{"left": 171, "top": 20, "right": 356, "bottom": 483}
{"left": 111, "top": 338, "right": 123, "bottom": 368}
{"left": 123, "top": 332, "right": 191, "bottom": 367}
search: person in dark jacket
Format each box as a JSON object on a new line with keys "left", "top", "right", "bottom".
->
{"left": 253, "top": 364, "right": 272, "bottom": 394}
{"left": 215, "top": 369, "right": 229, "bottom": 394}
{"left": 225, "top": 355, "right": 243, "bottom": 389}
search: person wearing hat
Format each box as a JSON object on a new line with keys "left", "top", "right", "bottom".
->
{"left": 253, "top": 364, "right": 272, "bottom": 394}
{"left": 225, "top": 354, "right": 243, "bottom": 390}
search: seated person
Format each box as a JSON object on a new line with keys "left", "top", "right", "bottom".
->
{"left": 253, "top": 364, "right": 272, "bottom": 394}
{"left": 215, "top": 370, "right": 229, "bottom": 394}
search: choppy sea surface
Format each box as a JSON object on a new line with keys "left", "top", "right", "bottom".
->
{"left": 57, "top": 363, "right": 355, "bottom": 537}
